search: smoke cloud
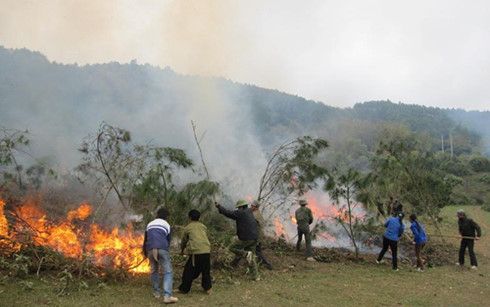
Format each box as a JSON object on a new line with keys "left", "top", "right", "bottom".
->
{"left": 0, "top": 52, "right": 268, "bottom": 201}
{"left": 2, "top": 1, "right": 489, "bottom": 110}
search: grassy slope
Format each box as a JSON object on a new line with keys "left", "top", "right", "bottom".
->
{"left": 1, "top": 206, "right": 488, "bottom": 307}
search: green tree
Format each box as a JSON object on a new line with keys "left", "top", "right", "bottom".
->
{"left": 1, "top": 127, "right": 54, "bottom": 191}
{"left": 324, "top": 168, "right": 371, "bottom": 258}
{"left": 77, "top": 122, "right": 193, "bottom": 214}
{"left": 372, "top": 139, "right": 457, "bottom": 239}
{"left": 1, "top": 127, "right": 30, "bottom": 188}
{"left": 256, "top": 136, "right": 329, "bottom": 221}
{"left": 77, "top": 122, "right": 223, "bottom": 229}
{"left": 131, "top": 167, "right": 220, "bottom": 226}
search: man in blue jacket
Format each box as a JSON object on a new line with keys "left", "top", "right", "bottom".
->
{"left": 376, "top": 212, "right": 405, "bottom": 271}
{"left": 143, "top": 208, "right": 178, "bottom": 303}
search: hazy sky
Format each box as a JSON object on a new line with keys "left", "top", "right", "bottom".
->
{"left": 1, "top": 0, "right": 489, "bottom": 111}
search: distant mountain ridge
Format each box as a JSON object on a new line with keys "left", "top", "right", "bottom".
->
{"left": 1, "top": 46, "right": 489, "bottom": 166}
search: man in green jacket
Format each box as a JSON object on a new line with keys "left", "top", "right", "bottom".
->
{"left": 177, "top": 209, "right": 212, "bottom": 294}
{"left": 251, "top": 200, "right": 273, "bottom": 270}
{"left": 295, "top": 199, "right": 315, "bottom": 261}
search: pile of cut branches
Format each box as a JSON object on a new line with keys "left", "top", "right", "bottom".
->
{"left": 423, "top": 242, "right": 458, "bottom": 267}
{"left": 0, "top": 238, "right": 119, "bottom": 279}
{"left": 312, "top": 248, "right": 344, "bottom": 263}
{"left": 0, "top": 213, "right": 143, "bottom": 280}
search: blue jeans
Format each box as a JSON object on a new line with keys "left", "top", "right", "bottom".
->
{"left": 149, "top": 249, "right": 173, "bottom": 298}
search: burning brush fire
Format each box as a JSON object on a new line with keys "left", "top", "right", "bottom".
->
{"left": 273, "top": 192, "right": 367, "bottom": 246}
{"left": 0, "top": 196, "right": 149, "bottom": 274}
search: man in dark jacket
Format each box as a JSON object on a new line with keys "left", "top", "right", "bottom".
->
{"left": 215, "top": 200, "right": 259, "bottom": 280}
{"left": 393, "top": 199, "right": 403, "bottom": 215}
{"left": 456, "top": 209, "right": 482, "bottom": 269}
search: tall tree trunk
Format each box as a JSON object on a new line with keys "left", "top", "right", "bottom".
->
{"left": 347, "top": 187, "right": 359, "bottom": 258}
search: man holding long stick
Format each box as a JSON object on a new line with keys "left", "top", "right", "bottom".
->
{"left": 215, "top": 200, "right": 260, "bottom": 281}
{"left": 456, "top": 209, "right": 482, "bottom": 269}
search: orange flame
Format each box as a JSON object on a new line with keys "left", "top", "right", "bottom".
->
{"left": 304, "top": 197, "right": 324, "bottom": 219}
{"left": 288, "top": 193, "right": 367, "bottom": 242}
{"left": 320, "top": 233, "right": 336, "bottom": 242}
{"left": 0, "top": 198, "right": 7, "bottom": 237}
{"left": 274, "top": 218, "right": 286, "bottom": 237}
{"left": 328, "top": 206, "right": 349, "bottom": 222}
{"left": 0, "top": 198, "right": 22, "bottom": 253}
{"left": 0, "top": 196, "right": 149, "bottom": 274}
{"left": 67, "top": 203, "right": 92, "bottom": 221}
{"left": 301, "top": 193, "right": 364, "bottom": 223}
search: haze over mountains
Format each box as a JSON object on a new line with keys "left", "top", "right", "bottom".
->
{"left": 1, "top": 46, "right": 489, "bottom": 197}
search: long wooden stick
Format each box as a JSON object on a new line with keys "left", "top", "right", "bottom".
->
{"left": 427, "top": 233, "right": 481, "bottom": 240}
{"left": 191, "top": 120, "right": 210, "bottom": 180}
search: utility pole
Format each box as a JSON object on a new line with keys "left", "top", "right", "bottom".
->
{"left": 441, "top": 135, "right": 444, "bottom": 153}
{"left": 450, "top": 134, "right": 453, "bottom": 157}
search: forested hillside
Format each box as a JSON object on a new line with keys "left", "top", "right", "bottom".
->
{"left": 1, "top": 46, "right": 489, "bottom": 209}
{"left": 2, "top": 46, "right": 488, "bottom": 156}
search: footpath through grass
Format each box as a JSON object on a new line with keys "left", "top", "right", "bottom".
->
{"left": 1, "top": 206, "right": 488, "bottom": 307}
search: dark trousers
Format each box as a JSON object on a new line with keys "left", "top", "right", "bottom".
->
{"left": 178, "top": 253, "right": 211, "bottom": 293}
{"left": 377, "top": 236, "right": 398, "bottom": 269}
{"left": 230, "top": 239, "right": 259, "bottom": 279}
{"left": 415, "top": 243, "right": 425, "bottom": 269}
{"left": 256, "top": 242, "right": 271, "bottom": 267}
{"left": 296, "top": 224, "right": 313, "bottom": 257}
{"left": 459, "top": 239, "right": 478, "bottom": 266}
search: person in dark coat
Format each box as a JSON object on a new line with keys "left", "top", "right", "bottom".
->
{"left": 215, "top": 200, "right": 260, "bottom": 280}
{"left": 456, "top": 209, "right": 481, "bottom": 269}
{"left": 393, "top": 199, "right": 403, "bottom": 215}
